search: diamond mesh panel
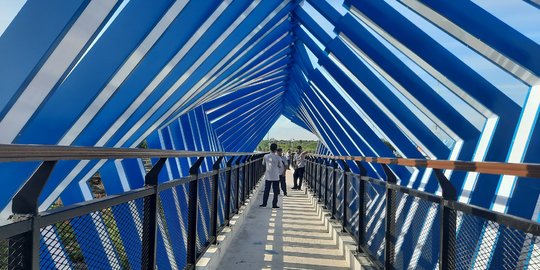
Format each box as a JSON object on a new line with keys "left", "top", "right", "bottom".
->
{"left": 158, "top": 184, "right": 188, "bottom": 270}
{"left": 40, "top": 198, "right": 143, "bottom": 269}
{"left": 345, "top": 174, "right": 360, "bottom": 239}
{"left": 364, "top": 181, "right": 386, "bottom": 262}
{"left": 196, "top": 176, "right": 212, "bottom": 254}
{"left": 335, "top": 169, "right": 344, "bottom": 220}
{"left": 315, "top": 164, "right": 321, "bottom": 198}
{"left": 326, "top": 167, "right": 334, "bottom": 211}
{"left": 231, "top": 168, "right": 238, "bottom": 213}
{"left": 239, "top": 167, "right": 244, "bottom": 203}
{"left": 456, "top": 211, "right": 540, "bottom": 269}
{"left": 1, "top": 234, "right": 26, "bottom": 269}
{"left": 318, "top": 165, "right": 325, "bottom": 199}
{"left": 217, "top": 171, "right": 227, "bottom": 228}
{"left": 392, "top": 191, "right": 439, "bottom": 269}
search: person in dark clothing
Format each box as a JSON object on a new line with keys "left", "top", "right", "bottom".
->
{"left": 260, "top": 143, "right": 282, "bottom": 208}
{"left": 277, "top": 148, "right": 288, "bottom": 196}
{"left": 292, "top": 145, "right": 306, "bottom": 190}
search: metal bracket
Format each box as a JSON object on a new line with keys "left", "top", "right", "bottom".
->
{"left": 354, "top": 161, "right": 368, "bottom": 177}
{"left": 145, "top": 158, "right": 167, "bottom": 186}
{"left": 12, "top": 161, "right": 58, "bottom": 215}
{"left": 434, "top": 169, "right": 457, "bottom": 201}
{"left": 190, "top": 157, "right": 205, "bottom": 175}
{"left": 338, "top": 159, "right": 350, "bottom": 172}
{"left": 213, "top": 156, "right": 224, "bottom": 170}
{"left": 381, "top": 164, "right": 397, "bottom": 184}
{"left": 226, "top": 156, "right": 235, "bottom": 167}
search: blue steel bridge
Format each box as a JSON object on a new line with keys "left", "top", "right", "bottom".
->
{"left": 0, "top": 0, "right": 539, "bottom": 269}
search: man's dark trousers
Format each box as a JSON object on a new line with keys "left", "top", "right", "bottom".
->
{"left": 293, "top": 167, "right": 305, "bottom": 189}
{"left": 261, "top": 180, "right": 280, "bottom": 207}
{"left": 279, "top": 175, "right": 287, "bottom": 195}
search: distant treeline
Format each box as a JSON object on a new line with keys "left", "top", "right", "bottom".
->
{"left": 257, "top": 139, "right": 319, "bottom": 153}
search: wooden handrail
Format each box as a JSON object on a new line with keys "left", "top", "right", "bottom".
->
{"left": 0, "top": 144, "right": 257, "bottom": 162}
{"left": 308, "top": 154, "right": 540, "bottom": 178}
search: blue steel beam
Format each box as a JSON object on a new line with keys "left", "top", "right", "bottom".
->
{"left": 295, "top": 1, "right": 483, "bottom": 194}
{"left": 208, "top": 84, "right": 284, "bottom": 121}
{"left": 213, "top": 92, "right": 284, "bottom": 134}
{"left": 217, "top": 96, "right": 284, "bottom": 140}
{"left": 293, "top": 27, "right": 448, "bottom": 159}
{"left": 397, "top": 0, "right": 540, "bottom": 86}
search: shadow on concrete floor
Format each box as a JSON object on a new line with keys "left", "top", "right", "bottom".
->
{"left": 219, "top": 171, "right": 349, "bottom": 270}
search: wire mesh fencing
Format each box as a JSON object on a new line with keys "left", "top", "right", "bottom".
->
{"left": 40, "top": 198, "right": 143, "bottom": 269}
{"left": 0, "top": 155, "right": 265, "bottom": 270}
{"left": 158, "top": 184, "right": 189, "bottom": 270}
{"left": 455, "top": 211, "right": 540, "bottom": 270}
{"left": 304, "top": 158, "right": 540, "bottom": 269}
{"left": 1, "top": 234, "right": 25, "bottom": 270}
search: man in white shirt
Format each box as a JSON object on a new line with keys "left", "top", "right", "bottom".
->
{"left": 292, "top": 145, "right": 306, "bottom": 190}
{"left": 277, "top": 148, "right": 288, "bottom": 196}
{"left": 260, "top": 143, "right": 283, "bottom": 208}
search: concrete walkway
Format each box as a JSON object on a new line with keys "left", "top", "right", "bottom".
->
{"left": 219, "top": 170, "right": 349, "bottom": 270}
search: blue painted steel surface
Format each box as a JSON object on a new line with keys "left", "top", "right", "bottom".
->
{"left": 0, "top": 0, "right": 539, "bottom": 268}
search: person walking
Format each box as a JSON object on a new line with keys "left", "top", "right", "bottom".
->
{"left": 277, "top": 148, "right": 288, "bottom": 196}
{"left": 285, "top": 150, "right": 291, "bottom": 169}
{"left": 260, "top": 143, "right": 282, "bottom": 208}
{"left": 292, "top": 146, "right": 306, "bottom": 190}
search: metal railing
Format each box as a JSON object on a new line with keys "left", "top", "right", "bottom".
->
{"left": 0, "top": 144, "right": 265, "bottom": 270}
{"left": 305, "top": 154, "right": 540, "bottom": 270}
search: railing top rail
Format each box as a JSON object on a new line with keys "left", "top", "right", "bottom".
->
{"left": 0, "top": 144, "right": 258, "bottom": 162}
{"left": 308, "top": 154, "right": 540, "bottom": 178}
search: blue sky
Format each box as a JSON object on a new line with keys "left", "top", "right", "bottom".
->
{"left": 0, "top": 0, "right": 24, "bottom": 35}
{"left": 264, "top": 115, "right": 319, "bottom": 140}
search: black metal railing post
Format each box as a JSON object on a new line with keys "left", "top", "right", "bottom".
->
{"left": 243, "top": 156, "right": 252, "bottom": 202}
{"left": 186, "top": 157, "right": 205, "bottom": 269}
{"left": 240, "top": 157, "right": 246, "bottom": 204}
{"left": 255, "top": 154, "right": 262, "bottom": 183}
{"left": 235, "top": 157, "right": 242, "bottom": 211}
{"left": 309, "top": 158, "right": 317, "bottom": 190}
{"left": 339, "top": 160, "right": 350, "bottom": 232}
{"left": 255, "top": 155, "right": 260, "bottom": 182}
{"left": 11, "top": 161, "right": 58, "bottom": 270}
{"left": 355, "top": 161, "right": 368, "bottom": 251}
{"left": 324, "top": 159, "right": 329, "bottom": 208}
{"left": 434, "top": 169, "right": 457, "bottom": 270}
{"left": 250, "top": 156, "right": 255, "bottom": 192}
{"left": 210, "top": 156, "right": 224, "bottom": 244}
{"left": 252, "top": 157, "right": 255, "bottom": 192}
{"left": 224, "top": 157, "right": 235, "bottom": 225}
{"left": 305, "top": 158, "right": 310, "bottom": 189}
{"left": 142, "top": 158, "right": 167, "bottom": 270}
{"left": 318, "top": 158, "right": 324, "bottom": 201}
{"left": 248, "top": 155, "right": 253, "bottom": 194}
{"left": 382, "top": 164, "right": 397, "bottom": 269}
{"left": 306, "top": 158, "right": 311, "bottom": 189}
{"left": 311, "top": 158, "right": 317, "bottom": 195}
{"left": 247, "top": 156, "right": 251, "bottom": 200}
{"left": 331, "top": 159, "right": 338, "bottom": 219}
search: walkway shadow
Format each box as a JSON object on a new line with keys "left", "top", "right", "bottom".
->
{"left": 219, "top": 173, "right": 349, "bottom": 269}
